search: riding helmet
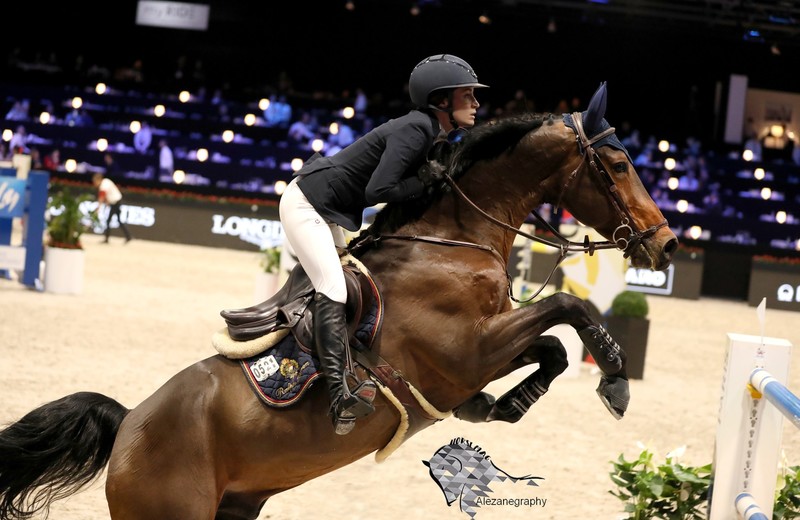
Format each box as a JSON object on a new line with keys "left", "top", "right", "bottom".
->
{"left": 409, "top": 54, "right": 489, "bottom": 108}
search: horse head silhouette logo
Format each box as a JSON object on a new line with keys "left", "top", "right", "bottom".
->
{"left": 422, "top": 437, "right": 544, "bottom": 518}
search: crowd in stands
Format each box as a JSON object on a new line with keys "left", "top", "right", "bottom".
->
{"left": 2, "top": 47, "right": 800, "bottom": 255}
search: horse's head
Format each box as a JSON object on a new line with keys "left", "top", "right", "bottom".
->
{"left": 557, "top": 82, "right": 678, "bottom": 270}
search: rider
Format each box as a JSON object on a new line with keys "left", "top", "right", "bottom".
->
{"left": 280, "top": 54, "right": 488, "bottom": 435}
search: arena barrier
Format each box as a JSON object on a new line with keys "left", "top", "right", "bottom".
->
{"left": 0, "top": 166, "right": 49, "bottom": 289}
{"left": 708, "top": 332, "right": 794, "bottom": 520}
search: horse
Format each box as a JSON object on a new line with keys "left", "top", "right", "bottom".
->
{"left": 0, "top": 82, "right": 677, "bottom": 520}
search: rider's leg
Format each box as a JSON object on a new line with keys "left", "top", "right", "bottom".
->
{"left": 279, "top": 179, "right": 375, "bottom": 435}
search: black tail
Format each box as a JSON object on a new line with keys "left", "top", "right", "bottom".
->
{"left": 0, "top": 392, "right": 129, "bottom": 520}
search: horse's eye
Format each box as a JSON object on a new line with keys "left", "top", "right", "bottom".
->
{"left": 613, "top": 162, "right": 628, "bottom": 174}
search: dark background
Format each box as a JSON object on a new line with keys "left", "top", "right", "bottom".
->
{"left": 5, "top": 0, "right": 800, "bottom": 149}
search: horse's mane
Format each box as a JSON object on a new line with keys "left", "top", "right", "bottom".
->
{"left": 349, "top": 113, "right": 558, "bottom": 254}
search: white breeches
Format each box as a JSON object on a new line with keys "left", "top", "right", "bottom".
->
{"left": 279, "top": 178, "right": 348, "bottom": 304}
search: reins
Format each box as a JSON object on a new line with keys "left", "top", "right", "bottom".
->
{"left": 361, "top": 112, "right": 668, "bottom": 305}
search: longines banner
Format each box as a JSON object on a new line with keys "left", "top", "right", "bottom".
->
{"left": 89, "top": 197, "right": 282, "bottom": 251}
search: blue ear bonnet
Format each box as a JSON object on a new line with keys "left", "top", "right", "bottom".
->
{"left": 562, "top": 112, "right": 633, "bottom": 164}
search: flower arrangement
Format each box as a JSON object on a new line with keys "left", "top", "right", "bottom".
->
{"left": 752, "top": 254, "right": 800, "bottom": 266}
{"left": 610, "top": 445, "right": 800, "bottom": 520}
{"left": 46, "top": 189, "right": 99, "bottom": 249}
{"left": 259, "top": 246, "right": 281, "bottom": 274}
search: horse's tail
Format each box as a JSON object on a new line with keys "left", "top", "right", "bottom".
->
{"left": 0, "top": 391, "right": 129, "bottom": 520}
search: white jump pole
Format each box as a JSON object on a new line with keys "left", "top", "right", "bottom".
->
{"left": 735, "top": 492, "right": 770, "bottom": 520}
{"left": 708, "top": 332, "right": 793, "bottom": 520}
{"left": 749, "top": 368, "right": 800, "bottom": 430}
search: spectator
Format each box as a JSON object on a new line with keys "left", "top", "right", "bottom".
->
{"left": 8, "top": 125, "right": 29, "bottom": 154}
{"left": 287, "top": 112, "right": 317, "bottom": 144}
{"left": 264, "top": 95, "right": 292, "bottom": 127}
{"left": 158, "top": 139, "right": 174, "bottom": 180}
{"left": 42, "top": 148, "right": 61, "bottom": 171}
{"left": 134, "top": 121, "right": 153, "bottom": 154}
{"left": 5, "top": 100, "right": 30, "bottom": 121}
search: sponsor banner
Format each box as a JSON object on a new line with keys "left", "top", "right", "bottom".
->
{"left": 748, "top": 266, "right": 800, "bottom": 311}
{"left": 0, "top": 245, "right": 25, "bottom": 269}
{"left": 88, "top": 197, "right": 282, "bottom": 251}
{"left": 626, "top": 264, "right": 675, "bottom": 296}
{"left": 136, "top": 1, "right": 210, "bottom": 30}
{"left": 0, "top": 178, "right": 26, "bottom": 218}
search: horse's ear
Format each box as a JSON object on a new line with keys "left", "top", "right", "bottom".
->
{"left": 583, "top": 81, "right": 607, "bottom": 134}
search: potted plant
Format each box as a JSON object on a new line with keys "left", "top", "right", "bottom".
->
{"left": 253, "top": 245, "right": 281, "bottom": 301}
{"left": 43, "top": 188, "right": 96, "bottom": 294}
{"left": 604, "top": 290, "right": 650, "bottom": 379}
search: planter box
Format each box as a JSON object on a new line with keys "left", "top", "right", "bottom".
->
{"left": 44, "top": 247, "right": 85, "bottom": 295}
{"left": 604, "top": 316, "right": 650, "bottom": 380}
{"left": 748, "top": 262, "right": 800, "bottom": 311}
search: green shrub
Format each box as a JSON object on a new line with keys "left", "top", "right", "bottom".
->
{"left": 259, "top": 246, "right": 281, "bottom": 274}
{"left": 611, "top": 290, "right": 649, "bottom": 319}
{"left": 46, "top": 189, "right": 96, "bottom": 249}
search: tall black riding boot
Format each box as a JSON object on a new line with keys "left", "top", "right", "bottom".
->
{"left": 313, "top": 292, "right": 377, "bottom": 435}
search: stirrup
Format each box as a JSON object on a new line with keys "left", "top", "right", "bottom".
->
{"left": 330, "top": 379, "right": 377, "bottom": 435}
{"left": 339, "top": 378, "right": 377, "bottom": 418}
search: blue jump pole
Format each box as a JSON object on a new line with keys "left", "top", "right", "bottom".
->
{"left": 735, "top": 492, "right": 770, "bottom": 520}
{"left": 750, "top": 368, "right": 800, "bottom": 430}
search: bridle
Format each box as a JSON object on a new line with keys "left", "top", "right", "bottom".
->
{"left": 355, "top": 112, "right": 668, "bottom": 303}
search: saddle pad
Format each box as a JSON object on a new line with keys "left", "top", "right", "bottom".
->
{"left": 240, "top": 334, "right": 321, "bottom": 407}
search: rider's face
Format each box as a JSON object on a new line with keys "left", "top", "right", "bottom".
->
{"left": 450, "top": 87, "right": 480, "bottom": 129}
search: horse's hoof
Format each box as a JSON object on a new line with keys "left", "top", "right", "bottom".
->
{"left": 596, "top": 375, "right": 629, "bottom": 420}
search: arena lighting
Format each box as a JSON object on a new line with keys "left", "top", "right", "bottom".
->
{"left": 291, "top": 158, "right": 304, "bottom": 171}
{"left": 796, "top": 239, "right": 800, "bottom": 251}
{"left": 258, "top": 98, "right": 269, "bottom": 111}
{"left": 664, "top": 157, "right": 676, "bottom": 170}
{"left": 196, "top": 148, "right": 209, "bottom": 162}
{"left": 479, "top": 12, "right": 491, "bottom": 24}
{"left": 776, "top": 211, "right": 787, "bottom": 224}
{"left": 770, "top": 125, "right": 785, "bottom": 138}
{"left": 761, "top": 187, "right": 772, "bottom": 200}
{"left": 274, "top": 180, "right": 287, "bottom": 195}
{"left": 658, "top": 140, "right": 670, "bottom": 152}
{"left": 96, "top": 138, "right": 108, "bottom": 152}
{"left": 95, "top": 83, "right": 107, "bottom": 95}
{"left": 173, "top": 170, "right": 186, "bottom": 184}
{"left": 130, "top": 121, "right": 142, "bottom": 133}
{"left": 754, "top": 167, "right": 766, "bottom": 180}
{"left": 39, "top": 112, "right": 50, "bottom": 124}
{"left": 2, "top": 129, "right": 12, "bottom": 141}
{"left": 311, "top": 138, "right": 324, "bottom": 152}
{"left": 178, "top": 91, "right": 191, "bottom": 103}
{"left": 410, "top": 3, "right": 420, "bottom": 15}
{"left": 342, "top": 107, "right": 355, "bottom": 119}
{"left": 676, "top": 199, "right": 689, "bottom": 213}
{"left": 329, "top": 122, "right": 339, "bottom": 135}
{"left": 64, "top": 159, "right": 77, "bottom": 173}
{"left": 222, "top": 130, "right": 234, "bottom": 143}
{"left": 71, "top": 97, "right": 83, "bottom": 109}
{"left": 689, "top": 225, "right": 703, "bottom": 240}
{"left": 344, "top": 0, "right": 355, "bottom": 11}
{"left": 244, "top": 114, "right": 257, "bottom": 126}
{"left": 667, "top": 177, "right": 679, "bottom": 190}
{"left": 742, "top": 149, "right": 754, "bottom": 161}
{"left": 154, "top": 104, "right": 166, "bottom": 117}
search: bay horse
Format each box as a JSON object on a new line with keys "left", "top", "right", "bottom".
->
{"left": 0, "top": 83, "right": 677, "bottom": 520}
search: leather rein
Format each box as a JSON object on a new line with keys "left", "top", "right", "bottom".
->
{"left": 369, "top": 112, "right": 668, "bottom": 303}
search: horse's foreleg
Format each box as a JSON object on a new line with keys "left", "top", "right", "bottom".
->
{"left": 473, "top": 292, "right": 630, "bottom": 420}
{"left": 454, "top": 335, "right": 568, "bottom": 424}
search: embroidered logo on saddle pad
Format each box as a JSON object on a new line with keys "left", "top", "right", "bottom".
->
{"left": 241, "top": 334, "right": 321, "bottom": 407}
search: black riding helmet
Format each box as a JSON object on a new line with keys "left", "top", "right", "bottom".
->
{"left": 409, "top": 54, "right": 489, "bottom": 125}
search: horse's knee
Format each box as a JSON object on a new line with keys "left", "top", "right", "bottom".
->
{"left": 529, "top": 335, "right": 569, "bottom": 374}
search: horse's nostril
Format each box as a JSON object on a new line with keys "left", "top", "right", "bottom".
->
{"left": 664, "top": 238, "right": 679, "bottom": 258}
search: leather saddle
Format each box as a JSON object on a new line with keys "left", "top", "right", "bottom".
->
{"left": 221, "top": 261, "right": 374, "bottom": 345}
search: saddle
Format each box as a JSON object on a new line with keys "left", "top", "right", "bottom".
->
{"left": 219, "top": 258, "right": 444, "bottom": 437}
